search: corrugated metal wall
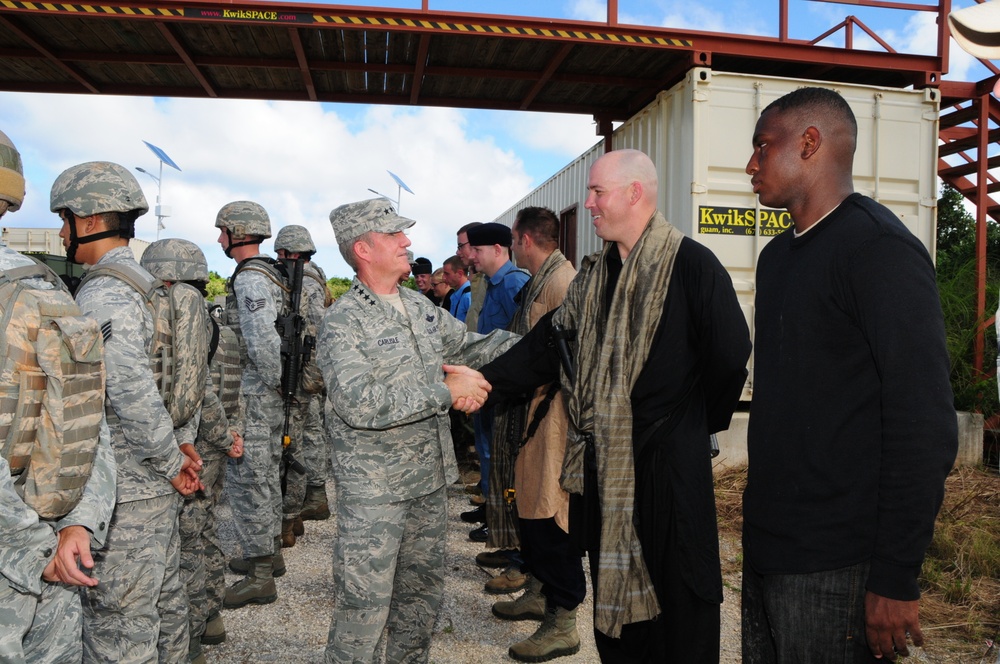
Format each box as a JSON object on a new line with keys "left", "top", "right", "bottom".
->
{"left": 492, "top": 68, "right": 940, "bottom": 399}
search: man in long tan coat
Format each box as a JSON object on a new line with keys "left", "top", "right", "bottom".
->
{"left": 487, "top": 207, "right": 583, "bottom": 662}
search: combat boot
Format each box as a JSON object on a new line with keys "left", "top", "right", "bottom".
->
{"left": 223, "top": 556, "right": 277, "bottom": 609}
{"left": 281, "top": 518, "right": 297, "bottom": 548}
{"left": 201, "top": 612, "right": 226, "bottom": 645}
{"left": 508, "top": 603, "right": 580, "bottom": 662}
{"left": 228, "top": 555, "right": 286, "bottom": 578}
{"left": 273, "top": 535, "right": 286, "bottom": 575}
{"left": 300, "top": 484, "right": 331, "bottom": 520}
{"left": 492, "top": 576, "right": 545, "bottom": 621}
{"left": 292, "top": 516, "right": 304, "bottom": 536}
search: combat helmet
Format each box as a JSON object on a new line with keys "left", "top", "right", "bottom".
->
{"left": 141, "top": 238, "right": 209, "bottom": 283}
{"left": 49, "top": 161, "right": 149, "bottom": 263}
{"left": 0, "top": 129, "right": 25, "bottom": 215}
{"left": 216, "top": 200, "right": 270, "bottom": 258}
{"left": 274, "top": 224, "right": 316, "bottom": 256}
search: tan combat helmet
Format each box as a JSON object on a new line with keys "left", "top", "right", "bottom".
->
{"left": 274, "top": 224, "right": 316, "bottom": 255}
{"left": 49, "top": 161, "right": 149, "bottom": 263}
{"left": 141, "top": 238, "right": 210, "bottom": 283}
{"left": 0, "top": 129, "right": 25, "bottom": 216}
{"left": 216, "top": 200, "right": 271, "bottom": 258}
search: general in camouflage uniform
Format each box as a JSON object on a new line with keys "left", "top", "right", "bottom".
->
{"left": 0, "top": 133, "right": 117, "bottom": 664}
{"left": 52, "top": 161, "right": 200, "bottom": 663}
{"left": 273, "top": 224, "right": 332, "bottom": 543}
{"left": 320, "top": 198, "right": 517, "bottom": 664}
{"left": 216, "top": 200, "right": 286, "bottom": 608}
{"left": 141, "top": 238, "right": 243, "bottom": 662}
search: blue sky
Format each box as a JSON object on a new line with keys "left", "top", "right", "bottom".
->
{"left": 0, "top": 0, "right": 993, "bottom": 278}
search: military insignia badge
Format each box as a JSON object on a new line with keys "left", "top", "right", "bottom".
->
{"left": 244, "top": 296, "right": 266, "bottom": 312}
{"left": 426, "top": 314, "right": 434, "bottom": 322}
{"left": 101, "top": 320, "right": 112, "bottom": 342}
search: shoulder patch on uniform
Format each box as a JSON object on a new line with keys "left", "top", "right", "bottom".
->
{"left": 244, "top": 296, "right": 266, "bottom": 313}
{"left": 101, "top": 320, "right": 112, "bottom": 342}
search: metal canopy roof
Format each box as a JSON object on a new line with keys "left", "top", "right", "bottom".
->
{"left": 0, "top": 1, "right": 948, "bottom": 122}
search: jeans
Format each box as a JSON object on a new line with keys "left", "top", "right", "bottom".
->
{"left": 472, "top": 409, "right": 492, "bottom": 496}
{"left": 742, "top": 558, "right": 877, "bottom": 664}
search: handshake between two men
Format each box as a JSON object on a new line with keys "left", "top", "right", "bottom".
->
{"left": 443, "top": 364, "right": 492, "bottom": 414}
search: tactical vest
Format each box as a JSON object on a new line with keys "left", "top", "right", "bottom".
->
{"left": 78, "top": 263, "right": 207, "bottom": 429}
{"left": 207, "top": 306, "right": 241, "bottom": 422}
{"left": 0, "top": 261, "right": 106, "bottom": 519}
{"left": 299, "top": 263, "right": 328, "bottom": 394}
{"left": 224, "top": 256, "right": 291, "bottom": 370}
{"left": 225, "top": 256, "right": 320, "bottom": 394}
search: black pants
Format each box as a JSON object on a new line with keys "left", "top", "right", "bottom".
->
{"left": 519, "top": 516, "right": 586, "bottom": 611}
{"left": 585, "top": 452, "right": 720, "bottom": 663}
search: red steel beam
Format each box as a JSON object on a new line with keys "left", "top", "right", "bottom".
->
{"left": 155, "top": 21, "right": 217, "bottom": 97}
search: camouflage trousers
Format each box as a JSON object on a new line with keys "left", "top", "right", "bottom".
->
{"left": 302, "top": 394, "right": 329, "bottom": 489}
{"left": 81, "top": 492, "right": 189, "bottom": 664}
{"left": 324, "top": 486, "right": 446, "bottom": 664}
{"left": 179, "top": 453, "right": 226, "bottom": 645}
{"left": 280, "top": 396, "right": 308, "bottom": 519}
{"left": 227, "top": 391, "right": 283, "bottom": 557}
{"left": 0, "top": 575, "right": 81, "bottom": 663}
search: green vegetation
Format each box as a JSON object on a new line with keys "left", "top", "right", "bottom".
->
{"left": 206, "top": 271, "right": 227, "bottom": 302}
{"left": 327, "top": 276, "right": 351, "bottom": 301}
{"left": 935, "top": 185, "right": 1000, "bottom": 417}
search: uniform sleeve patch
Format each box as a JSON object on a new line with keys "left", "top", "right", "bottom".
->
{"left": 244, "top": 296, "right": 266, "bottom": 313}
{"left": 101, "top": 320, "right": 112, "bottom": 342}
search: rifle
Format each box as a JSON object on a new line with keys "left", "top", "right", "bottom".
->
{"left": 278, "top": 257, "right": 307, "bottom": 475}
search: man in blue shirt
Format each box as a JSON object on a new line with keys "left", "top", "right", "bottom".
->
{"left": 465, "top": 223, "right": 529, "bottom": 590}
{"left": 443, "top": 255, "right": 472, "bottom": 322}
{"left": 471, "top": 223, "right": 530, "bottom": 335}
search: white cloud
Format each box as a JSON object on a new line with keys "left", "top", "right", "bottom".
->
{"left": 0, "top": 93, "right": 554, "bottom": 279}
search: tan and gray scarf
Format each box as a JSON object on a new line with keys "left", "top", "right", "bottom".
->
{"left": 554, "top": 211, "right": 684, "bottom": 638}
{"left": 488, "top": 250, "right": 570, "bottom": 550}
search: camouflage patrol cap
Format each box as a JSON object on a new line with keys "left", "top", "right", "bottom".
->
{"left": 49, "top": 161, "right": 148, "bottom": 217}
{"left": 274, "top": 224, "right": 316, "bottom": 254}
{"left": 0, "top": 129, "right": 25, "bottom": 213}
{"left": 328, "top": 197, "right": 415, "bottom": 243}
{"left": 140, "top": 238, "right": 209, "bottom": 282}
{"left": 215, "top": 200, "right": 271, "bottom": 240}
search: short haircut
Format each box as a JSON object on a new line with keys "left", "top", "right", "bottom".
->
{"left": 443, "top": 255, "right": 466, "bottom": 273}
{"left": 457, "top": 221, "right": 482, "bottom": 236}
{"left": 513, "top": 207, "right": 560, "bottom": 250}
{"left": 339, "top": 231, "right": 374, "bottom": 271}
{"left": 763, "top": 87, "right": 857, "bottom": 139}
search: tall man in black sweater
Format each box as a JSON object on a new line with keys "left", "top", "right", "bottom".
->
{"left": 743, "top": 87, "right": 957, "bottom": 663}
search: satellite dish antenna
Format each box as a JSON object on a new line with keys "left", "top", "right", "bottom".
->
{"left": 369, "top": 171, "right": 414, "bottom": 214}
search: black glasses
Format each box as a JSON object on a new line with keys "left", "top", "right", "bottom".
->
{"left": 457, "top": 241, "right": 469, "bottom": 250}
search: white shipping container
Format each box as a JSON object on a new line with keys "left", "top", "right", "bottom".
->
{"left": 493, "top": 68, "right": 941, "bottom": 399}
{"left": 1, "top": 226, "right": 150, "bottom": 262}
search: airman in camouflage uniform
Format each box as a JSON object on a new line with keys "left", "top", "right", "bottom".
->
{"left": 198, "top": 304, "right": 244, "bottom": 647}
{"left": 320, "top": 198, "right": 518, "bottom": 664}
{"left": 141, "top": 238, "right": 243, "bottom": 662}
{"left": 273, "top": 224, "right": 332, "bottom": 539}
{"left": 0, "top": 131, "right": 118, "bottom": 663}
{"left": 216, "top": 201, "right": 285, "bottom": 608}
{"left": 52, "top": 161, "right": 200, "bottom": 663}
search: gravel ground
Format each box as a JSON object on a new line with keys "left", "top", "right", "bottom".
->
{"left": 207, "top": 472, "right": 949, "bottom": 663}
{"left": 209, "top": 478, "right": 742, "bottom": 663}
